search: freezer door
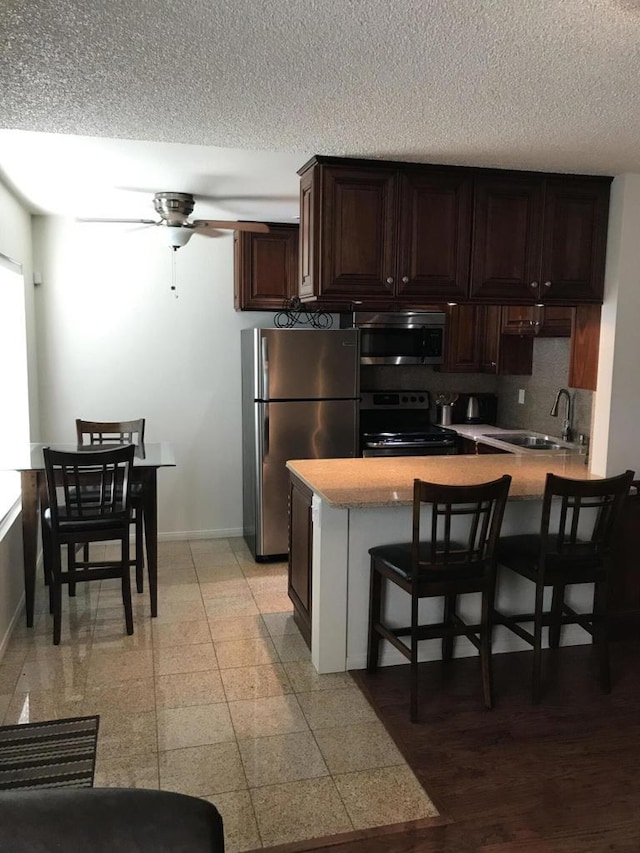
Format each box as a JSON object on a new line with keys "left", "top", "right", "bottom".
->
{"left": 257, "top": 399, "right": 358, "bottom": 557}
{"left": 256, "top": 328, "right": 359, "bottom": 400}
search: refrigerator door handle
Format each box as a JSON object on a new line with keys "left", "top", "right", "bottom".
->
{"left": 263, "top": 402, "right": 269, "bottom": 456}
{"left": 261, "top": 335, "right": 269, "bottom": 400}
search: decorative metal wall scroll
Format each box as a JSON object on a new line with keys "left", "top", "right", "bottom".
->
{"left": 274, "top": 297, "right": 333, "bottom": 329}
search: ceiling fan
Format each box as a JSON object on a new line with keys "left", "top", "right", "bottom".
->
{"left": 79, "top": 191, "right": 270, "bottom": 250}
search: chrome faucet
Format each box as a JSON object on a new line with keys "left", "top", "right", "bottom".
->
{"left": 550, "top": 388, "right": 573, "bottom": 442}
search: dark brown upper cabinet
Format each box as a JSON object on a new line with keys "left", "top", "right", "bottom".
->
{"left": 234, "top": 224, "right": 299, "bottom": 311}
{"left": 297, "top": 156, "right": 612, "bottom": 309}
{"left": 470, "top": 174, "right": 611, "bottom": 304}
{"left": 298, "top": 157, "right": 472, "bottom": 305}
{"left": 501, "top": 305, "right": 573, "bottom": 337}
{"left": 442, "top": 304, "right": 533, "bottom": 375}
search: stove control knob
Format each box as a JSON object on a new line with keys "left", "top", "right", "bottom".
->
{"left": 402, "top": 396, "right": 408, "bottom": 402}
{"left": 410, "top": 396, "right": 417, "bottom": 402}
{"left": 418, "top": 395, "right": 425, "bottom": 402}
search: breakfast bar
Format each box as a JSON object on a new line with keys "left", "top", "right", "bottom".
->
{"left": 286, "top": 453, "right": 599, "bottom": 674}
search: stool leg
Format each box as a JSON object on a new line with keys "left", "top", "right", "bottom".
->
{"left": 68, "top": 544, "right": 77, "bottom": 598}
{"left": 480, "top": 587, "right": 494, "bottom": 709}
{"left": 549, "top": 584, "right": 564, "bottom": 649}
{"left": 442, "top": 592, "right": 457, "bottom": 663}
{"left": 410, "top": 593, "right": 419, "bottom": 723}
{"left": 135, "top": 511, "right": 144, "bottom": 594}
{"left": 593, "top": 579, "right": 611, "bottom": 693}
{"left": 52, "top": 550, "right": 62, "bottom": 646}
{"left": 532, "top": 581, "right": 545, "bottom": 703}
{"left": 121, "top": 537, "right": 134, "bottom": 636}
{"left": 366, "top": 564, "right": 382, "bottom": 673}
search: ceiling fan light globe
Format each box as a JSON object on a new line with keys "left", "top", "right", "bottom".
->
{"left": 165, "top": 225, "right": 194, "bottom": 250}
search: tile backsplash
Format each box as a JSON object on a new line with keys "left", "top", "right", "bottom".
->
{"left": 497, "top": 337, "right": 592, "bottom": 440}
{"left": 360, "top": 336, "right": 592, "bottom": 442}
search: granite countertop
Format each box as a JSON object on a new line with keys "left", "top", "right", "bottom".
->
{"left": 286, "top": 453, "right": 596, "bottom": 509}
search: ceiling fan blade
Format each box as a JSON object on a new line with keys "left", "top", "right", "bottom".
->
{"left": 192, "top": 227, "right": 226, "bottom": 239}
{"left": 192, "top": 220, "right": 270, "bottom": 233}
{"left": 77, "top": 217, "right": 159, "bottom": 225}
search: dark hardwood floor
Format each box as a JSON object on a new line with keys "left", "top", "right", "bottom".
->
{"left": 281, "top": 642, "right": 640, "bottom": 852}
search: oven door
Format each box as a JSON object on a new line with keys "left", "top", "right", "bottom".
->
{"left": 362, "top": 442, "right": 458, "bottom": 457}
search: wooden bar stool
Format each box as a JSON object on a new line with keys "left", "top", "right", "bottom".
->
{"left": 42, "top": 445, "right": 136, "bottom": 645}
{"left": 493, "top": 469, "right": 634, "bottom": 703}
{"left": 75, "top": 419, "right": 146, "bottom": 595}
{"left": 367, "top": 475, "right": 512, "bottom": 722}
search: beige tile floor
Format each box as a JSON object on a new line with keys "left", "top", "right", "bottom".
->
{"left": 0, "top": 538, "right": 437, "bottom": 852}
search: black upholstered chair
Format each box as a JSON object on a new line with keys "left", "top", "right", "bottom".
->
{"left": 367, "top": 475, "right": 512, "bottom": 721}
{"left": 43, "top": 444, "right": 136, "bottom": 644}
{"left": 0, "top": 788, "right": 224, "bottom": 851}
{"left": 493, "top": 469, "right": 634, "bottom": 703}
{"left": 76, "top": 418, "right": 146, "bottom": 595}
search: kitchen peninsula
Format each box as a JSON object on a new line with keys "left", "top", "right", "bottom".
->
{"left": 287, "top": 453, "right": 598, "bottom": 674}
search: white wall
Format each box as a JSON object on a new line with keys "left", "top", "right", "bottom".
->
{"left": 591, "top": 174, "right": 640, "bottom": 477}
{"left": 33, "top": 216, "right": 276, "bottom": 537}
{"left": 0, "top": 178, "right": 37, "bottom": 654}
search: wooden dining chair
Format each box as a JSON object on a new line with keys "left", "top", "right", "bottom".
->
{"left": 367, "top": 474, "right": 512, "bottom": 722}
{"left": 42, "top": 445, "right": 136, "bottom": 645}
{"left": 493, "top": 469, "right": 634, "bottom": 703}
{"left": 75, "top": 419, "right": 146, "bottom": 596}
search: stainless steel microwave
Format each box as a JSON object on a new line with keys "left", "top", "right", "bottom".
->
{"left": 339, "top": 311, "right": 446, "bottom": 365}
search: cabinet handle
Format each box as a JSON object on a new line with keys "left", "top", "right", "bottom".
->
{"left": 386, "top": 276, "right": 394, "bottom": 285}
{"left": 401, "top": 276, "right": 409, "bottom": 284}
{"left": 530, "top": 281, "right": 539, "bottom": 289}
{"left": 543, "top": 280, "right": 552, "bottom": 288}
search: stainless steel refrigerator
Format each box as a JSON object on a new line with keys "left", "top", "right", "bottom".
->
{"left": 241, "top": 327, "right": 360, "bottom": 559}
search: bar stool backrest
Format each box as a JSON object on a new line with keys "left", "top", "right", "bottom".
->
{"left": 411, "top": 475, "right": 512, "bottom": 580}
{"left": 539, "top": 470, "right": 634, "bottom": 573}
{"left": 44, "top": 444, "right": 135, "bottom": 528}
{"left": 76, "top": 419, "right": 145, "bottom": 446}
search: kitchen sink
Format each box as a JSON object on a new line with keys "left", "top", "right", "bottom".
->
{"left": 481, "top": 433, "right": 571, "bottom": 451}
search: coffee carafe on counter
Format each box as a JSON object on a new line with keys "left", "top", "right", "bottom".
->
{"left": 465, "top": 396, "right": 481, "bottom": 423}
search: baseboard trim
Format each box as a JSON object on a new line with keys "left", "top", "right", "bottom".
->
{"left": 158, "top": 528, "right": 244, "bottom": 541}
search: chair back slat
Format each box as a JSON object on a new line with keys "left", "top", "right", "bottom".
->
{"left": 76, "top": 418, "right": 145, "bottom": 446}
{"left": 540, "top": 470, "right": 634, "bottom": 572}
{"left": 44, "top": 445, "right": 135, "bottom": 527}
{"left": 412, "top": 476, "right": 512, "bottom": 580}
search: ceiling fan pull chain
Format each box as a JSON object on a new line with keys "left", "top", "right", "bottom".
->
{"left": 170, "top": 248, "right": 179, "bottom": 298}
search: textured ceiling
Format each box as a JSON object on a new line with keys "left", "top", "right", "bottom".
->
{"left": 2, "top": 0, "right": 640, "bottom": 219}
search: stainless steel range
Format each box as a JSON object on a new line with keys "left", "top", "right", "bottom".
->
{"left": 360, "top": 391, "right": 458, "bottom": 457}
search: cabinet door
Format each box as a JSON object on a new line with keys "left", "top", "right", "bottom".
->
{"left": 569, "top": 304, "right": 601, "bottom": 391}
{"left": 540, "top": 178, "right": 611, "bottom": 303}
{"left": 443, "top": 304, "right": 481, "bottom": 372}
{"left": 235, "top": 225, "right": 299, "bottom": 311}
{"left": 288, "top": 475, "right": 313, "bottom": 647}
{"left": 501, "top": 305, "right": 572, "bottom": 337}
{"left": 318, "top": 166, "right": 398, "bottom": 301}
{"left": 477, "top": 306, "right": 500, "bottom": 372}
{"left": 396, "top": 169, "right": 471, "bottom": 301}
{"left": 470, "top": 176, "right": 544, "bottom": 302}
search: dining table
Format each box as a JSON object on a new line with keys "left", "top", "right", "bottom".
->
{"left": 6, "top": 441, "right": 176, "bottom": 627}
